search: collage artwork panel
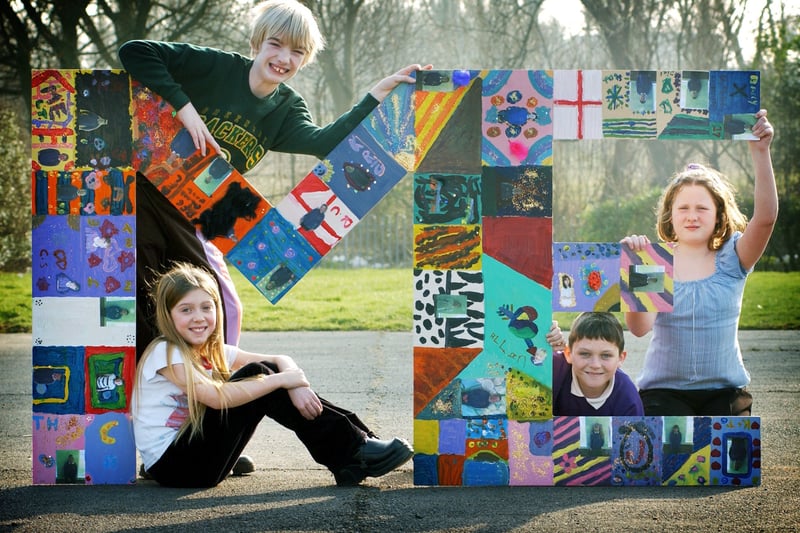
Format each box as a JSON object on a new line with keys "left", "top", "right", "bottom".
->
{"left": 31, "top": 68, "right": 761, "bottom": 486}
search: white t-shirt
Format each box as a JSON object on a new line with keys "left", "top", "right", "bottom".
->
{"left": 133, "top": 341, "right": 238, "bottom": 470}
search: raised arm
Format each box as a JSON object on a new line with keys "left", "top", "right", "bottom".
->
{"left": 736, "top": 109, "right": 777, "bottom": 271}
{"left": 368, "top": 64, "right": 433, "bottom": 102}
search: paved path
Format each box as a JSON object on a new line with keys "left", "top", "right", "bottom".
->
{"left": 1, "top": 330, "right": 799, "bottom": 532}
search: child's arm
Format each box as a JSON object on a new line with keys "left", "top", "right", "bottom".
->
{"left": 232, "top": 349, "right": 324, "bottom": 420}
{"left": 118, "top": 40, "right": 221, "bottom": 156}
{"left": 158, "top": 362, "right": 309, "bottom": 410}
{"left": 368, "top": 64, "right": 432, "bottom": 102}
{"left": 736, "top": 109, "right": 778, "bottom": 271}
{"left": 232, "top": 349, "right": 299, "bottom": 372}
{"left": 270, "top": 64, "right": 431, "bottom": 159}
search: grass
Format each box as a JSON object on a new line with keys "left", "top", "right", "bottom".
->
{"left": 2, "top": 269, "right": 798, "bottom": 333}
{"left": 0, "top": 271, "right": 32, "bottom": 333}
{"left": 235, "top": 267, "right": 412, "bottom": 331}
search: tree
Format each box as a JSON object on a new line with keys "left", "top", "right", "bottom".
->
{"left": 0, "top": 0, "right": 245, "bottom": 111}
{"left": 579, "top": 0, "right": 756, "bottom": 204}
{"left": 0, "top": 105, "right": 30, "bottom": 271}
{"left": 752, "top": 4, "right": 800, "bottom": 269}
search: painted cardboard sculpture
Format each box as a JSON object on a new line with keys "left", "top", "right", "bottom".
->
{"left": 31, "top": 68, "right": 762, "bottom": 486}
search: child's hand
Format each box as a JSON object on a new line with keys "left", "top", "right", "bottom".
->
{"left": 288, "top": 385, "right": 323, "bottom": 420}
{"left": 749, "top": 109, "right": 774, "bottom": 152}
{"left": 621, "top": 234, "right": 650, "bottom": 252}
{"left": 545, "top": 320, "right": 566, "bottom": 351}
{"left": 369, "top": 64, "right": 433, "bottom": 102}
{"left": 175, "top": 102, "right": 222, "bottom": 157}
{"left": 279, "top": 367, "right": 310, "bottom": 390}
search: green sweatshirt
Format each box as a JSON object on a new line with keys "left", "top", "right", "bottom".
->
{"left": 118, "top": 39, "right": 378, "bottom": 174}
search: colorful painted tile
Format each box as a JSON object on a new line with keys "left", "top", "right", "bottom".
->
{"left": 412, "top": 453, "right": 439, "bottom": 485}
{"left": 509, "top": 420, "right": 554, "bottom": 486}
{"left": 412, "top": 269, "right": 485, "bottom": 348}
{"left": 482, "top": 69, "right": 553, "bottom": 167}
{"left": 415, "top": 73, "right": 482, "bottom": 173}
{"left": 227, "top": 210, "right": 321, "bottom": 303}
{"left": 32, "top": 414, "right": 87, "bottom": 484}
{"left": 74, "top": 70, "right": 133, "bottom": 169}
{"left": 708, "top": 71, "right": 760, "bottom": 139}
{"left": 32, "top": 346, "right": 85, "bottom": 414}
{"left": 620, "top": 242, "right": 674, "bottom": 312}
{"left": 321, "top": 123, "right": 409, "bottom": 219}
{"left": 482, "top": 255, "right": 552, "bottom": 398}
{"left": 84, "top": 346, "right": 135, "bottom": 414}
{"left": 552, "top": 242, "right": 621, "bottom": 312}
{"left": 32, "top": 215, "right": 135, "bottom": 298}
{"left": 506, "top": 366, "right": 552, "bottom": 421}
{"left": 462, "top": 453, "right": 509, "bottom": 486}
{"left": 601, "top": 70, "right": 658, "bottom": 138}
{"left": 553, "top": 69, "right": 603, "bottom": 140}
{"left": 33, "top": 297, "right": 136, "bottom": 347}
{"left": 362, "top": 81, "right": 417, "bottom": 171}
{"left": 413, "top": 224, "right": 482, "bottom": 271}
{"left": 84, "top": 412, "right": 137, "bottom": 484}
{"left": 414, "top": 346, "right": 481, "bottom": 418}
{"left": 413, "top": 173, "right": 482, "bottom": 225}
{"left": 552, "top": 416, "right": 612, "bottom": 486}
{"left": 482, "top": 216, "right": 552, "bottom": 286}
{"left": 32, "top": 69, "right": 77, "bottom": 172}
{"left": 32, "top": 168, "right": 136, "bottom": 217}
{"left": 439, "top": 418, "right": 468, "bottom": 455}
{"left": 611, "top": 417, "right": 662, "bottom": 486}
{"left": 661, "top": 416, "right": 711, "bottom": 486}
{"left": 482, "top": 165, "right": 552, "bottom": 218}
{"left": 130, "top": 80, "right": 184, "bottom": 174}
{"left": 276, "top": 172, "right": 359, "bottom": 255}
{"left": 709, "top": 417, "right": 761, "bottom": 487}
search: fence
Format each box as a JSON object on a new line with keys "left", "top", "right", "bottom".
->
{"left": 320, "top": 213, "right": 412, "bottom": 269}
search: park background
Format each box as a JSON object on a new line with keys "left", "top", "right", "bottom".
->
{"left": 0, "top": 0, "right": 798, "bottom": 333}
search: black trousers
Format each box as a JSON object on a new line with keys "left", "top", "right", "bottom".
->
{"left": 147, "top": 361, "right": 373, "bottom": 488}
{"left": 639, "top": 387, "right": 753, "bottom": 417}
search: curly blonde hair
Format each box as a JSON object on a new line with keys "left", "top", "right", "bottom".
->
{"left": 656, "top": 163, "right": 748, "bottom": 250}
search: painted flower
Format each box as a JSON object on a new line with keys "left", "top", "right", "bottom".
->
{"left": 560, "top": 453, "right": 576, "bottom": 474}
{"left": 587, "top": 270, "right": 602, "bottom": 291}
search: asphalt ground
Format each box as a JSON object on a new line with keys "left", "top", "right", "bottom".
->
{"left": 1, "top": 330, "right": 799, "bottom": 532}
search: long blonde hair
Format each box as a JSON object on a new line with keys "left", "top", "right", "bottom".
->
{"left": 136, "top": 262, "right": 232, "bottom": 440}
{"left": 656, "top": 163, "right": 748, "bottom": 250}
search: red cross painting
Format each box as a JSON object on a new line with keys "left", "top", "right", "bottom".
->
{"left": 553, "top": 70, "right": 603, "bottom": 140}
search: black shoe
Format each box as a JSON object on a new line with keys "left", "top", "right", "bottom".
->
{"left": 139, "top": 464, "right": 153, "bottom": 480}
{"left": 333, "top": 437, "right": 414, "bottom": 487}
{"left": 231, "top": 455, "right": 255, "bottom": 476}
